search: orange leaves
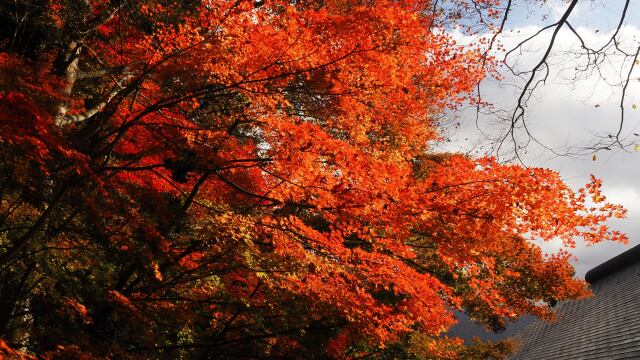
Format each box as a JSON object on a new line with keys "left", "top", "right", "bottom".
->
{"left": 152, "top": 262, "right": 163, "bottom": 282}
{"left": 418, "top": 156, "right": 627, "bottom": 247}
{"left": 0, "top": 340, "right": 35, "bottom": 360}
{"left": 106, "top": 290, "right": 143, "bottom": 319}
{"left": 254, "top": 210, "right": 455, "bottom": 347}
{"left": 405, "top": 154, "right": 624, "bottom": 325}
{"left": 0, "top": 1, "right": 629, "bottom": 358}
{"left": 61, "top": 298, "right": 93, "bottom": 325}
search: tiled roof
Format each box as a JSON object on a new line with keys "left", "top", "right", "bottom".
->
{"left": 509, "top": 245, "right": 640, "bottom": 360}
{"left": 448, "top": 312, "right": 533, "bottom": 343}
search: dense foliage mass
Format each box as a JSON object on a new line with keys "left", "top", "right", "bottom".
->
{"left": 0, "top": 0, "right": 627, "bottom": 359}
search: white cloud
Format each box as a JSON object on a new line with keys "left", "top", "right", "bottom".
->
{"left": 444, "top": 20, "right": 640, "bottom": 277}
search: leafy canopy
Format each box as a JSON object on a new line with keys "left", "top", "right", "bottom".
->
{"left": 0, "top": 0, "right": 626, "bottom": 359}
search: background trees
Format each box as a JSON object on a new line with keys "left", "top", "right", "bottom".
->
{"left": 0, "top": 1, "right": 627, "bottom": 359}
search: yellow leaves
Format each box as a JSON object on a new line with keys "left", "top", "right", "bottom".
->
{"left": 193, "top": 275, "right": 224, "bottom": 297}
{"left": 152, "top": 262, "right": 163, "bottom": 282}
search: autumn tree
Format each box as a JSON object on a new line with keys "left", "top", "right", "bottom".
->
{"left": 0, "top": 0, "right": 627, "bottom": 359}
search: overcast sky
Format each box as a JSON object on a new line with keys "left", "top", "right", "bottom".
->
{"left": 441, "top": 0, "right": 640, "bottom": 277}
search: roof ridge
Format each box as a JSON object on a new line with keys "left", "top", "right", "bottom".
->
{"left": 585, "top": 243, "right": 640, "bottom": 284}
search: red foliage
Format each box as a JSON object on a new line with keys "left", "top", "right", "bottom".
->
{"left": 0, "top": 1, "right": 626, "bottom": 358}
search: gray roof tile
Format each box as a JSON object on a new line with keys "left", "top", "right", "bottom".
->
{"left": 509, "top": 258, "right": 640, "bottom": 360}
